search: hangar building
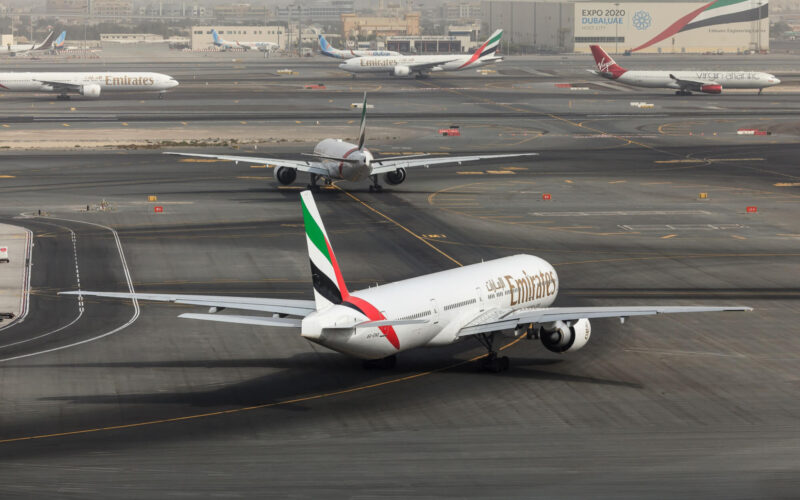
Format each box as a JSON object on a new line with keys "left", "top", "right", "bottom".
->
{"left": 482, "top": 0, "right": 769, "bottom": 53}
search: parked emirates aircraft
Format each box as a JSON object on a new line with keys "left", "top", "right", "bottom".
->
{"left": 0, "top": 72, "right": 179, "bottom": 99}
{"left": 212, "top": 29, "right": 278, "bottom": 53}
{"left": 589, "top": 45, "right": 780, "bottom": 95}
{"left": 0, "top": 31, "right": 58, "bottom": 56}
{"left": 318, "top": 34, "right": 401, "bottom": 59}
{"left": 339, "top": 29, "right": 504, "bottom": 78}
{"left": 166, "top": 93, "right": 535, "bottom": 192}
{"left": 64, "top": 191, "right": 751, "bottom": 371}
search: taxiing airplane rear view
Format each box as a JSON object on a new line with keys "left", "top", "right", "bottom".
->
{"left": 589, "top": 44, "right": 780, "bottom": 95}
{"left": 166, "top": 93, "right": 536, "bottom": 192}
{"left": 63, "top": 191, "right": 752, "bottom": 372}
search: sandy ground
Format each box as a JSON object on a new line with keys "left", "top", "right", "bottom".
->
{"left": 0, "top": 125, "right": 423, "bottom": 150}
{"left": 0, "top": 224, "right": 30, "bottom": 324}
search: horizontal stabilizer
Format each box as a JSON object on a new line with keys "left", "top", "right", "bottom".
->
{"left": 59, "top": 290, "right": 316, "bottom": 316}
{"left": 179, "top": 313, "right": 302, "bottom": 328}
{"left": 355, "top": 319, "right": 428, "bottom": 328}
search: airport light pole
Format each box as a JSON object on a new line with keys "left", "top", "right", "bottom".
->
{"left": 615, "top": 2, "right": 620, "bottom": 55}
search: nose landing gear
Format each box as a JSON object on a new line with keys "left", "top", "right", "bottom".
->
{"left": 368, "top": 174, "right": 383, "bottom": 193}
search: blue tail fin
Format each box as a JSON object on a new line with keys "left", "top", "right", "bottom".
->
{"left": 212, "top": 29, "right": 220, "bottom": 44}
{"left": 55, "top": 31, "right": 66, "bottom": 48}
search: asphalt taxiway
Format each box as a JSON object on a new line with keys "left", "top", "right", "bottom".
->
{"left": 0, "top": 52, "right": 798, "bottom": 498}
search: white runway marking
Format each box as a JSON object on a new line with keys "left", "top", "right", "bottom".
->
{"left": 0, "top": 217, "right": 139, "bottom": 363}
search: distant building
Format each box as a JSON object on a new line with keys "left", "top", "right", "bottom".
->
{"left": 45, "top": 0, "right": 89, "bottom": 15}
{"left": 440, "top": 2, "right": 482, "bottom": 22}
{"left": 212, "top": 3, "right": 269, "bottom": 21}
{"left": 448, "top": 23, "right": 481, "bottom": 42}
{"left": 190, "top": 25, "right": 287, "bottom": 50}
{"left": 101, "top": 33, "right": 163, "bottom": 42}
{"left": 275, "top": 1, "right": 355, "bottom": 23}
{"left": 341, "top": 12, "right": 421, "bottom": 38}
{"left": 138, "top": 2, "right": 206, "bottom": 18}
{"left": 386, "top": 34, "right": 467, "bottom": 53}
{"left": 92, "top": 0, "right": 134, "bottom": 18}
{"left": 483, "top": 0, "right": 769, "bottom": 54}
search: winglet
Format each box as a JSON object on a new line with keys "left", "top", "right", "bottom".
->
{"left": 357, "top": 92, "right": 367, "bottom": 150}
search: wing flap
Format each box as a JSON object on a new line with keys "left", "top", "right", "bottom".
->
{"left": 458, "top": 305, "right": 752, "bottom": 337}
{"left": 370, "top": 153, "right": 537, "bottom": 175}
{"left": 164, "top": 152, "right": 329, "bottom": 176}
{"left": 179, "top": 313, "right": 302, "bottom": 328}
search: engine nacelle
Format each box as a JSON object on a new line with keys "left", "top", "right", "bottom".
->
{"left": 384, "top": 168, "right": 406, "bottom": 185}
{"left": 274, "top": 166, "right": 297, "bottom": 185}
{"left": 700, "top": 84, "right": 722, "bottom": 94}
{"left": 392, "top": 65, "right": 410, "bottom": 77}
{"left": 540, "top": 318, "right": 591, "bottom": 353}
{"left": 80, "top": 84, "right": 101, "bottom": 98}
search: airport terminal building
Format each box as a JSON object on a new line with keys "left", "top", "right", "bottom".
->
{"left": 483, "top": 0, "right": 769, "bottom": 53}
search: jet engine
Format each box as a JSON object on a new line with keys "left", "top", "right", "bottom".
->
{"left": 392, "top": 65, "right": 410, "bottom": 77}
{"left": 384, "top": 168, "right": 406, "bottom": 185}
{"left": 80, "top": 84, "right": 101, "bottom": 98}
{"left": 540, "top": 318, "right": 591, "bottom": 353}
{"left": 274, "top": 166, "right": 297, "bottom": 185}
{"left": 700, "top": 84, "right": 722, "bottom": 94}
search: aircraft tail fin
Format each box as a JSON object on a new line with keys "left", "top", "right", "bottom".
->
{"left": 54, "top": 31, "right": 66, "bottom": 49}
{"left": 477, "top": 29, "right": 503, "bottom": 59}
{"left": 212, "top": 29, "right": 221, "bottom": 45}
{"left": 357, "top": 92, "right": 367, "bottom": 150}
{"left": 34, "top": 31, "right": 56, "bottom": 50}
{"left": 589, "top": 45, "right": 627, "bottom": 78}
{"left": 301, "top": 190, "right": 349, "bottom": 311}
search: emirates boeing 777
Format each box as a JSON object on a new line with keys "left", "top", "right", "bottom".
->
{"left": 589, "top": 45, "right": 780, "bottom": 95}
{"left": 63, "top": 191, "right": 751, "bottom": 371}
{"left": 0, "top": 72, "right": 179, "bottom": 99}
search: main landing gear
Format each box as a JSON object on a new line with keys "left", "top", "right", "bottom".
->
{"left": 758, "top": 88, "right": 763, "bottom": 95}
{"left": 368, "top": 174, "right": 383, "bottom": 193}
{"left": 675, "top": 90, "right": 692, "bottom": 96}
{"left": 362, "top": 355, "right": 397, "bottom": 369}
{"left": 56, "top": 93, "right": 71, "bottom": 100}
{"left": 307, "top": 173, "right": 321, "bottom": 193}
{"left": 476, "top": 332, "right": 510, "bottom": 373}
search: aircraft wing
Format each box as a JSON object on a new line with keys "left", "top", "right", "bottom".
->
{"left": 370, "top": 152, "right": 537, "bottom": 175}
{"left": 59, "top": 291, "right": 316, "bottom": 317}
{"left": 457, "top": 305, "right": 752, "bottom": 337}
{"left": 164, "top": 152, "right": 330, "bottom": 176}
{"left": 35, "top": 80, "right": 82, "bottom": 93}
{"left": 669, "top": 74, "right": 717, "bottom": 92}
{"left": 406, "top": 58, "right": 462, "bottom": 72}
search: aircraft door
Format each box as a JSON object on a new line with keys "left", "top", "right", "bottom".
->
{"left": 430, "top": 298, "right": 439, "bottom": 325}
{"left": 476, "top": 287, "right": 484, "bottom": 312}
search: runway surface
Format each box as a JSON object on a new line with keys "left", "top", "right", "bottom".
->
{"left": 0, "top": 52, "right": 799, "bottom": 498}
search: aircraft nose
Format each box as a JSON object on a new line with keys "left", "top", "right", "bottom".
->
{"left": 169, "top": 79, "right": 179, "bottom": 88}
{"left": 772, "top": 77, "right": 781, "bottom": 85}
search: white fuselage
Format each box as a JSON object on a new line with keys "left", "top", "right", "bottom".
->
{"left": 301, "top": 255, "right": 558, "bottom": 359}
{"left": 313, "top": 138, "right": 373, "bottom": 181}
{"left": 0, "top": 72, "right": 179, "bottom": 94}
{"left": 0, "top": 43, "right": 38, "bottom": 54}
{"left": 218, "top": 40, "right": 276, "bottom": 52}
{"left": 323, "top": 49, "right": 401, "bottom": 59}
{"left": 339, "top": 54, "right": 501, "bottom": 74}
{"left": 612, "top": 70, "right": 780, "bottom": 90}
